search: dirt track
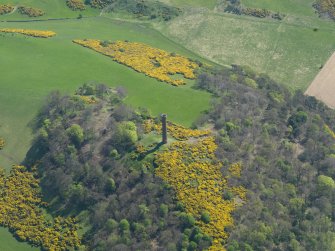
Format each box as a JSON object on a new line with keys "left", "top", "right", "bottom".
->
{"left": 305, "top": 52, "right": 335, "bottom": 108}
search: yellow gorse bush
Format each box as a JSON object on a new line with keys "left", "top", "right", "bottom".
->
{"left": 66, "top": 0, "right": 86, "bottom": 11}
{"left": 0, "top": 165, "right": 81, "bottom": 251}
{"left": 0, "top": 28, "right": 56, "bottom": 38}
{"left": 0, "top": 138, "right": 5, "bottom": 150}
{"left": 143, "top": 119, "right": 210, "bottom": 140}
{"left": 0, "top": 4, "right": 14, "bottom": 15}
{"left": 78, "top": 95, "right": 97, "bottom": 104}
{"left": 73, "top": 39, "right": 199, "bottom": 86}
{"left": 229, "top": 162, "right": 242, "bottom": 177}
{"left": 153, "top": 123, "right": 246, "bottom": 250}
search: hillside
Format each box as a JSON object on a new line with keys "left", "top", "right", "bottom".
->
{"left": 21, "top": 66, "right": 335, "bottom": 251}
{"left": 0, "top": 0, "right": 334, "bottom": 250}
{"left": 0, "top": 16, "right": 211, "bottom": 170}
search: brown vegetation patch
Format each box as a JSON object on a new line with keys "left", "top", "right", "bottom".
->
{"left": 305, "top": 52, "right": 335, "bottom": 108}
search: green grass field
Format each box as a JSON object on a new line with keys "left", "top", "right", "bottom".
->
{"left": 0, "top": 17, "right": 211, "bottom": 170}
{"left": 159, "top": 6, "right": 335, "bottom": 90}
{"left": 0, "top": 227, "right": 39, "bottom": 251}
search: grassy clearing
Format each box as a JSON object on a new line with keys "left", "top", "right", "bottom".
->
{"left": 0, "top": 227, "right": 39, "bottom": 251}
{"left": 0, "top": 17, "right": 211, "bottom": 169}
{"left": 159, "top": 10, "right": 335, "bottom": 90}
{"left": 0, "top": 0, "right": 99, "bottom": 20}
{"left": 159, "top": 0, "right": 217, "bottom": 9}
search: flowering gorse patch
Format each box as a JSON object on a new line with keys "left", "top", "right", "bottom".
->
{"left": 0, "top": 165, "right": 81, "bottom": 251}
{"left": 143, "top": 119, "right": 210, "bottom": 140}
{"left": 73, "top": 39, "right": 199, "bottom": 86}
{"left": 0, "top": 138, "right": 4, "bottom": 150}
{"left": 153, "top": 123, "right": 246, "bottom": 250}
{"left": 0, "top": 28, "right": 56, "bottom": 38}
{"left": 78, "top": 95, "right": 97, "bottom": 104}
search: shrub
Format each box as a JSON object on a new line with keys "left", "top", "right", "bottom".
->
{"left": 67, "top": 124, "right": 84, "bottom": 146}
{"left": 67, "top": 0, "right": 86, "bottom": 10}
{"left": 0, "top": 138, "right": 5, "bottom": 150}
{"left": 0, "top": 4, "right": 14, "bottom": 15}
{"left": 18, "top": 6, "right": 45, "bottom": 17}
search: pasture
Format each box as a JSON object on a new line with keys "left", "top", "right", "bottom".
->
{"left": 159, "top": 1, "right": 335, "bottom": 90}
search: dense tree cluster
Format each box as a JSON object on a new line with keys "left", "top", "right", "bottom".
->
{"left": 195, "top": 65, "right": 335, "bottom": 251}
{"left": 25, "top": 85, "right": 191, "bottom": 250}
{"left": 24, "top": 66, "right": 335, "bottom": 250}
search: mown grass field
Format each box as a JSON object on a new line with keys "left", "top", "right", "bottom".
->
{"left": 0, "top": 17, "right": 211, "bottom": 170}
{"left": 158, "top": 0, "right": 335, "bottom": 91}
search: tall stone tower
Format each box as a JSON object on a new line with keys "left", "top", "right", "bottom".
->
{"left": 161, "top": 114, "right": 167, "bottom": 144}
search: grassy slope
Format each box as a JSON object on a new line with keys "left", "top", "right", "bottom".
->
{"left": 0, "top": 17, "right": 211, "bottom": 170}
{"left": 158, "top": 1, "right": 335, "bottom": 91}
{"left": 0, "top": 0, "right": 99, "bottom": 20}
{"left": 0, "top": 227, "right": 39, "bottom": 251}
